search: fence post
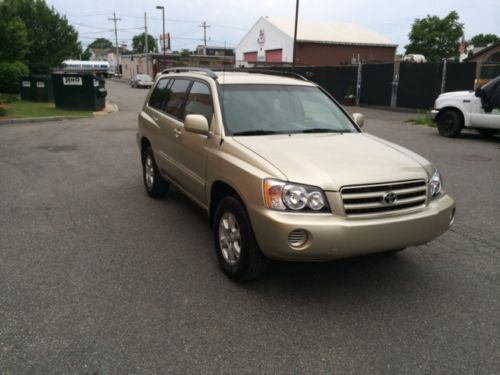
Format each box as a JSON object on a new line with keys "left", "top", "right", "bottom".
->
{"left": 355, "top": 62, "right": 362, "bottom": 106}
{"left": 390, "top": 62, "right": 399, "bottom": 108}
{"left": 440, "top": 59, "right": 447, "bottom": 93}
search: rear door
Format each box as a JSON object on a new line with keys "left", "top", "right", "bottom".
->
{"left": 146, "top": 77, "right": 192, "bottom": 183}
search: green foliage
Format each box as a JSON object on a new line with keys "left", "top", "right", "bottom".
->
{"left": 88, "top": 38, "right": 113, "bottom": 49}
{"left": 132, "top": 33, "right": 156, "bottom": 53}
{"left": 468, "top": 34, "right": 500, "bottom": 47}
{"left": 0, "top": 61, "right": 29, "bottom": 94}
{"left": 0, "top": 3, "right": 30, "bottom": 62}
{"left": 4, "top": 0, "right": 80, "bottom": 73}
{"left": 0, "top": 107, "right": 6, "bottom": 117}
{"left": 405, "top": 11, "right": 463, "bottom": 62}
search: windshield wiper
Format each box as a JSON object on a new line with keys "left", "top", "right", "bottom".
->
{"left": 232, "top": 130, "right": 282, "bottom": 136}
{"left": 300, "top": 128, "right": 348, "bottom": 133}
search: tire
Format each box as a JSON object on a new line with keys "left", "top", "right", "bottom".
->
{"left": 213, "top": 196, "right": 267, "bottom": 281}
{"left": 383, "top": 248, "right": 406, "bottom": 254}
{"left": 142, "top": 147, "right": 169, "bottom": 198}
{"left": 437, "top": 110, "right": 463, "bottom": 138}
{"left": 477, "top": 129, "right": 498, "bottom": 137}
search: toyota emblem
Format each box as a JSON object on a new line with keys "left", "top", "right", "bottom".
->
{"left": 382, "top": 192, "right": 398, "bottom": 205}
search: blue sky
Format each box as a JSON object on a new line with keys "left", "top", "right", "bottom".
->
{"left": 45, "top": 0, "right": 500, "bottom": 53}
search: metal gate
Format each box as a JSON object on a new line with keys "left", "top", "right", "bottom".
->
{"left": 397, "top": 63, "right": 442, "bottom": 109}
{"left": 296, "top": 66, "right": 358, "bottom": 102}
{"left": 360, "top": 64, "right": 394, "bottom": 106}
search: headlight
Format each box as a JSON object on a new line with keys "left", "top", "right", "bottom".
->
{"left": 430, "top": 170, "right": 444, "bottom": 199}
{"left": 264, "top": 179, "right": 329, "bottom": 212}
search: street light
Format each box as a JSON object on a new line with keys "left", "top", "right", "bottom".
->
{"left": 156, "top": 5, "right": 166, "bottom": 55}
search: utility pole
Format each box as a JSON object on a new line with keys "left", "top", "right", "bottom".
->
{"left": 156, "top": 6, "right": 166, "bottom": 55}
{"left": 292, "top": 0, "right": 299, "bottom": 73}
{"left": 108, "top": 12, "right": 121, "bottom": 75}
{"left": 144, "top": 12, "right": 149, "bottom": 75}
{"left": 199, "top": 21, "right": 211, "bottom": 55}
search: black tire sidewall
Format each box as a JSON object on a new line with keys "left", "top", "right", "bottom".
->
{"left": 142, "top": 147, "right": 167, "bottom": 198}
{"left": 438, "top": 110, "right": 463, "bottom": 137}
{"left": 213, "top": 196, "right": 264, "bottom": 281}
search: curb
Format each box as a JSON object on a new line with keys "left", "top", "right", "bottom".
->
{"left": 0, "top": 101, "right": 118, "bottom": 126}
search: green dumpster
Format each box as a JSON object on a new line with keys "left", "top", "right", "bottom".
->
{"left": 20, "top": 75, "right": 54, "bottom": 102}
{"left": 52, "top": 73, "right": 107, "bottom": 111}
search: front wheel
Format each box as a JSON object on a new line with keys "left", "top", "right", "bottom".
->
{"left": 213, "top": 196, "right": 267, "bottom": 281}
{"left": 437, "top": 110, "right": 463, "bottom": 138}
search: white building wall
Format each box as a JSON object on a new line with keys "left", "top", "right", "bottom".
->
{"left": 235, "top": 17, "right": 293, "bottom": 66}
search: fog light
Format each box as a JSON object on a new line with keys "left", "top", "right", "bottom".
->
{"left": 288, "top": 229, "right": 308, "bottom": 248}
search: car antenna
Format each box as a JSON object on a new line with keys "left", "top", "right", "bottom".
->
{"left": 220, "top": 41, "right": 227, "bottom": 146}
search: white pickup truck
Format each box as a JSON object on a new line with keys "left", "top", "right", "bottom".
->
{"left": 431, "top": 76, "right": 500, "bottom": 137}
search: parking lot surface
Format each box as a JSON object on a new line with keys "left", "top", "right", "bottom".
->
{"left": 1, "top": 80, "right": 499, "bottom": 374}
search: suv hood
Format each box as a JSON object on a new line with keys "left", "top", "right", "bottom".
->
{"left": 234, "top": 133, "right": 431, "bottom": 191}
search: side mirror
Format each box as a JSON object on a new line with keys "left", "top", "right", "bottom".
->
{"left": 185, "top": 114, "right": 209, "bottom": 135}
{"left": 352, "top": 113, "right": 364, "bottom": 128}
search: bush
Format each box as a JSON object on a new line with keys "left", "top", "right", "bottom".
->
{"left": 0, "top": 61, "right": 29, "bottom": 94}
{"left": 0, "top": 107, "right": 7, "bottom": 116}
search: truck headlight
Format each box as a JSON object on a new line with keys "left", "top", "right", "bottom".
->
{"left": 264, "top": 179, "right": 329, "bottom": 212}
{"left": 430, "top": 171, "right": 444, "bottom": 199}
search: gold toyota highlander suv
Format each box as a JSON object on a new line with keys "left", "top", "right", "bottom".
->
{"left": 137, "top": 68, "right": 455, "bottom": 281}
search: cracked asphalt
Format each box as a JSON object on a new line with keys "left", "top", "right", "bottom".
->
{"left": 1, "top": 80, "right": 499, "bottom": 374}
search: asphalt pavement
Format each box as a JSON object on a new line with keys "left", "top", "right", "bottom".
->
{"left": 0, "top": 80, "right": 499, "bottom": 374}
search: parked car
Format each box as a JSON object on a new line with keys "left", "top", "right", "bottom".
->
{"left": 137, "top": 68, "right": 455, "bottom": 281}
{"left": 130, "top": 74, "right": 153, "bottom": 89}
{"left": 431, "top": 76, "right": 500, "bottom": 137}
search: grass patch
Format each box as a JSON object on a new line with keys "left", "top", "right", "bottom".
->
{"left": 2, "top": 99, "right": 93, "bottom": 119}
{"left": 406, "top": 112, "right": 436, "bottom": 127}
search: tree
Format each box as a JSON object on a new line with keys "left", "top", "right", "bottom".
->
{"left": 5, "top": 0, "right": 80, "bottom": 73}
{"left": 468, "top": 34, "right": 500, "bottom": 47}
{"left": 88, "top": 38, "right": 114, "bottom": 49}
{"left": 0, "top": 5, "right": 30, "bottom": 62}
{"left": 405, "top": 11, "right": 463, "bottom": 62}
{"left": 132, "top": 33, "right": 156, "bottom": 53}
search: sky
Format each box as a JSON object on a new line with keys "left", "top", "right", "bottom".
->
{"left": 45, "top": 0, "right": 500, "bottom": 54}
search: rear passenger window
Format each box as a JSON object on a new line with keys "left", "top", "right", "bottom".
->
{"left": 148, "top": 78, "right": 171, "bottom": 110}
{"left": 148, "top": 78, "right": 191, "bottom": 120}
{"left": 184, "top": 81, "right": 213, "bottom": 124}
{"left": 165, "top": 79, "right": 191, "bottom": 119}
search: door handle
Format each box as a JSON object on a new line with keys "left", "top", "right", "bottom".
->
{"left": 173, "top": 128, "right": 182, "bottom": 138}
{"left": 152, "top": 115, "right": 159, "bottom": 122}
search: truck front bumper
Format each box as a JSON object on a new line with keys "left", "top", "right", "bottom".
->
{"left": 430, "top": 109, "right": 439, "bottom": 122}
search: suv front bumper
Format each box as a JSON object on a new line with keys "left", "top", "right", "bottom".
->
{"left": 247, "top": 195, "right": 455, "bottom": 260}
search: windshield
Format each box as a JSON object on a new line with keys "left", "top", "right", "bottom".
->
{"left": 221, "top": 85, "right": 357, "bottom": 135}
{"left": 137, "top": 75, "right": 151, "bottom": 81}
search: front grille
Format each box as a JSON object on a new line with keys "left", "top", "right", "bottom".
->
{"left": 341, "top": 180, "right": 427, "bottom": 217}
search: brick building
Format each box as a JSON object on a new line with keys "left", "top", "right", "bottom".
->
{"left": 236, "top": 17, "right": 396, "bottom": 67}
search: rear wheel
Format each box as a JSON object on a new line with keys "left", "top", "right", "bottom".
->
{"left": 437, "top": 110, "right": 463, "bottom": 138}
{"left": 142, "top": 147, "right": 169, "bottom": 198}
{"left": 213, "top": 196, "right": 267, "bottom": 281}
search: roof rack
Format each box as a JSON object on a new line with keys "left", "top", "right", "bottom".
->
{"left": 219, "top": 68, "right": 309, "bottom": 82}
{"left": 160, "top": 67, "right": 218, "bottom": 79}
{"left": 159, "top": 67, "right": 309, "bottom": 82}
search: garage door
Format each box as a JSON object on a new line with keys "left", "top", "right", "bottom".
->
{"left": 244, "top": 52, "right": 258, "bottom": 62}
{"left": 265, "top": 49, "right": 283, "bottom": 62}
